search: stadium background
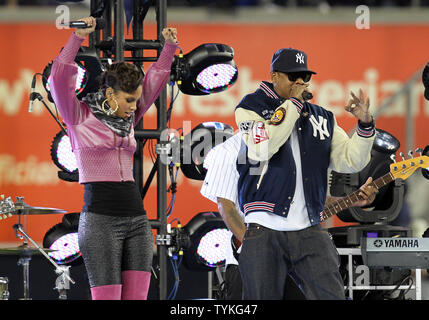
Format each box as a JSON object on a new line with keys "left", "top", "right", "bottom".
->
{"left": 0, "top": 1, "right": 428, "bottom": 252}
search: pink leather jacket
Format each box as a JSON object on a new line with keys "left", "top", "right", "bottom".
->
{"left": 50, "top": 33, "right": 177, "bottom": 183}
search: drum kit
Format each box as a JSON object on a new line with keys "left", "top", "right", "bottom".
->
{"left": 0, "top": 195, "right": 75, "bottom": 300}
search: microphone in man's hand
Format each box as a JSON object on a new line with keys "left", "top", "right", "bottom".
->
{"left": 301, "top": 90, "right": 312, "bottom": 118}
{"left": 302, "top": 90, "right": 313, "bottom": 101}
{"left": 63, "top": 17, "right": 105, "bottom": 29}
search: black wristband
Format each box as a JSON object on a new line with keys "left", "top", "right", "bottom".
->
{"left": 358, "top": 118, "right": 374, "bottom": 128}
{"left": 357, "top": 118, "right": 375, "bottom": 138}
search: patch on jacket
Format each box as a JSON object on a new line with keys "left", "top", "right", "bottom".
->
{"left": 261, "top": 109, "right": 275, "bottom": 120}
{"left": 269, "top": 107, "right": 286, "bottom": 125}
{"left": 239, "top": 120, "right": 254, "bottom": 134}
{"left": 252, "top": 121, "right": 269, "bottom": 144}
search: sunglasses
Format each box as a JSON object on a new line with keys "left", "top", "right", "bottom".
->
{"left": 286, "top": 72, "right": 312, "bottom": 83}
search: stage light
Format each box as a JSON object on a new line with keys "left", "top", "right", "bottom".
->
{"left": 43, "top": 61, "right": 88, "bottom": 103}
{"left": 43, "top": 213, "right": 82, "bottom": 266}
{"left": 50, "top": 130, "right": 79, "bottom": 183}
{"left": 196, "top": 228, "right": 231, "bottom": 268}
{"left": 195, "top": 61, "right": 238, "bottom": 94}
{"left": 171, "top": 43, "right": 238, "bottom": 96}
{"left": 180, "top": 122, "right": 234, "bottom": 180}
{"left": 329, "top": 128, "right": 404, "bottom": 224}
{"left": 372, "top": 128, "right": 400, "bottom": 154}
{"left": 422, "top": 144, "right": 429, "bottom": 180}
{"left": 43, "top": 46, "right": 104, "bottom": 102}
{"left": 182, "top": 212, "right": 230, "bottom": 271}
{"left": 50, "top": 131, "right": 78, "bottom": 174}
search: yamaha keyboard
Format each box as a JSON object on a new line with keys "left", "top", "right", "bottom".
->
{"left": 361, "top": 237, "right": 429, "bottom": 268}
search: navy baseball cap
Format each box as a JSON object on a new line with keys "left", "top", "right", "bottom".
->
{"left": 271, "top": 48, "right": 316, "bottom": 74}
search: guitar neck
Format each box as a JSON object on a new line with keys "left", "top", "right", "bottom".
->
{"left": 320, "top": 172, "right": 394, "bottom": 221}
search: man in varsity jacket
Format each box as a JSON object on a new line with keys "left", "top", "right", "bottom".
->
{"left": 233, "top": 48, "right": 376, "bottom": 300}
{"left": 201, "top": 132, "right": 309, "bottom": 300}
{"left": 201, "top": 133, "right": 377, "bottom": 300}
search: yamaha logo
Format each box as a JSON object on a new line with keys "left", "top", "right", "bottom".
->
{"left": 374, "top": 239, "right": 383, "bottom": 247}
{"left": 371, "top": 238, "right": 419, "bottom": 248}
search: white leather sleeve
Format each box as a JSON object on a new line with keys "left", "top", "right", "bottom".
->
{"left": 235, "top": 99, "right": 300, "bottom": 161}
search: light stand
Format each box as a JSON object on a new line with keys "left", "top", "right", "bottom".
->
{"left": 13, "top": 223, "right": 75, "bottom": 300}
{"left": 55, "top": 265, "right": 72, "bottom": 300}
{"left": 90, "top": 0, "right": 170, "bottom": 299}
{"left": 12, "top": 197, "right": 75, "bottom": 300}
{"left": 16, "top": 253, "right": 30, "bottom": 300}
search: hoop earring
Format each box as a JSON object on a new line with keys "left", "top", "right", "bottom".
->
{"left": 101, "top": 97, "right": 119, "bottom": 116}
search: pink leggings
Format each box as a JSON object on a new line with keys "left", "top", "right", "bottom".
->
{"left": 78, "top": 212, "right": 153, "bottom": 299}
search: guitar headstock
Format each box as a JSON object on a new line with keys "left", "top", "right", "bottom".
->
{"left": 390, "top": 153, "right": 429, "bottom": 181}
{"left": 0, "top": 195, "right": 15, "bottom": 220}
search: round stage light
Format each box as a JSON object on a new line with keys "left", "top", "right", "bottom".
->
{"left": 43, "top": 61, "right": 88, "bottom": 98}
{"left": 373, "top": 128, "right": 400, "bottom": 154}
{"left": 180, "top": 122, "right": 234, "bottom": 181}
{"left": 50, "top": 131, "right": 78, "bottom": 173}
{"left": 196, "top": 228, "right": 230, "bottom": 267}
{"left": 43, "top": 223, "right": 81, "bottom": 266}
{"left": 47, "top": 233, "right": 80, "bottom": 264}
{"left": 172, "top": 43, "right": 238, "bottom": 96}
{"left": 182, "top": 211, "right": 229, "bottom": 271}
{"left": 196, "top": 62, "right": 238, "bottom": 94}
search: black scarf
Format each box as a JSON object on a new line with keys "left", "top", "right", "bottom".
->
{"left": 82, "top": 91, "right": 134, "bottom": 137}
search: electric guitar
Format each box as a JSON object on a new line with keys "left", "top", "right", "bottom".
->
{"left": 320, "top": 154, "right": 429, "bottom": 222}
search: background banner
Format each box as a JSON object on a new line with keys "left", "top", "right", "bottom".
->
{"left": 0, "top": 23, "right": 428, "bottom": 243}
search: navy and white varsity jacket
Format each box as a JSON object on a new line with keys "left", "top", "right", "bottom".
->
{"left": 235, "top": 81, "right": 375, "bottom": 226}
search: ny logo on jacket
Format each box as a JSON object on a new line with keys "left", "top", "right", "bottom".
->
{"left": 309, "top": 115, "right": 330, "bottom": 140}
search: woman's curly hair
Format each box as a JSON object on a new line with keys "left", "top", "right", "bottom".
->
{"left": 100, "top": 62, "right": 144, "bottom": 94}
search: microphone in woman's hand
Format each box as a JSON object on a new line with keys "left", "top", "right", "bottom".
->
{"left": 63, "top": 18, "right": 105, "bottom": 29}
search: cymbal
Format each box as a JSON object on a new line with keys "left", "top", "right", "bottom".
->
{"left": 0, "top": 245, "right": 57, "bottom": 255}
{"left": 14, "top": 205, "right": 67, "bottom": 215}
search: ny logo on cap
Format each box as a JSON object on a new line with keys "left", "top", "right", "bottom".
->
{"left": 296, "top": 53, "right": 305, "bottom": 64}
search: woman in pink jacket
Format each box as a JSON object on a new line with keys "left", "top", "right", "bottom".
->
{"left": 50, "top": 16, "right": 178, "bottom": 300}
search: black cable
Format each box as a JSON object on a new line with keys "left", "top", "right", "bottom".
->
{"left": 383, "top": 275, "right": 413, "bottom": 300}
{"left": 166, "top": 164, "right": 178, "bottom": 217}
{"left": 147, "top": 139, "right": 156, "bottom": 164}
{"left": 167, "top": 82, "right": 180, "bottom": 128}
{"left": 34, "top": 72, "right": 61, "bottom": 118}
